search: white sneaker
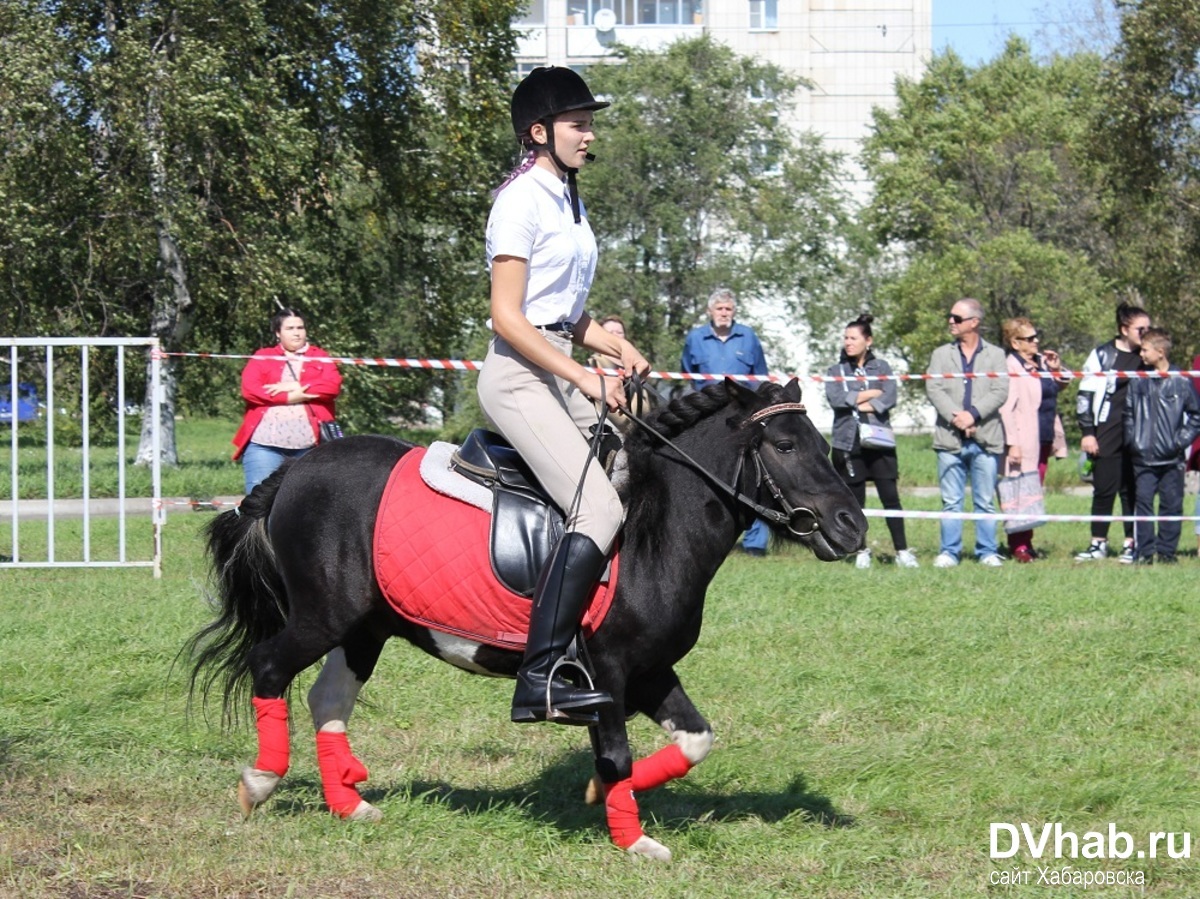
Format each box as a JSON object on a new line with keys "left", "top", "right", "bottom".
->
{"left": 980, "top": 554, "right": 1004, "bottom": 567}
{"left": 895, "top": 549, "right": 919, "bottom": 568}
{"left": 855, "top": 549, "right": 872, "bottom": 569}
{"left": 1074, "top": 539, "right": 1108, "bottom": 562}
{"left": 933, "top": 552, "right": 958, "bottom": 568}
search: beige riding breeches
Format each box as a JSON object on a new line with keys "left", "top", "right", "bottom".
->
{"left": 476, "top": 332, "right": 624, "bottom": 552}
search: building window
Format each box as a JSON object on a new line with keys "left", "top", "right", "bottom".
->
{"left": 516, "top": 0, "right": 545, "bottom": 25}
{"left": 620, "top": 0, "right": 701, "bottom": 25}
{"left": 749, "top": 0, "right": 777, "bottom": 30}
{"left": 568, "top": 2, "right": 629, "bottom": 26}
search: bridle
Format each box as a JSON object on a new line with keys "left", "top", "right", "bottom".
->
{"left": 619, "top": 388, "right": 821, "bottom": 539}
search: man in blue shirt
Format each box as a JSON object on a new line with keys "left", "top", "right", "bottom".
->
{"left": 681, "top": 288, "right": 771, "bottom": 555}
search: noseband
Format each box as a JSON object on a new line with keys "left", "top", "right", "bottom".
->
{"left": 622, "top": 397, "right": 820, "bottom": 539}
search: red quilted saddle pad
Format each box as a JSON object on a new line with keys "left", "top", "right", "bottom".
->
{"left": 372, "top": 447, "right": 618, "bottom": 650}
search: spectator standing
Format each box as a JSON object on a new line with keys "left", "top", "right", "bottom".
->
{"left": 925, "top": 298, "right": 1010, "bottom": 568}
{"left": 998, "top": 318, "right": 1069, "bottom": 562}
{"left": 825, "top": 314, "right": 917, "bottom": 569}
{"left": 1190, "top": 353, "right": 1200, "bottom": 554}
{"left": 1123, "top": 328, "right": 1200, "bottom": 564}
{"left": 231, "top": 308, "right": 342, "bottom": 493}
{"left": 588, "top": 315, "right": 627, "bottom": 371}
{"left": 1074, "top": 301, "right": 1152, "bottom": 562}
{"left": 681, "top": 287, "right": 770, "bottom": 556}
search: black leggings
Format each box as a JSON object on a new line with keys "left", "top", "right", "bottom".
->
{"left": 849, "top": 478, "right": 908, "bottom": 552}
{"left": 1090, "top": 452, "right": 1136, "bottom": 542}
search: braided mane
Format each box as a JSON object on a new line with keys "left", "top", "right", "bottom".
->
{"left": 620, "top": 380, "right": 788, "bottom": 537}
{"left": 626, "top": 379, "right": 786, "bottom": 450}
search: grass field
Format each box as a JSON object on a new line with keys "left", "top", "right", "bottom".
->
{"left": 3, "top": 419, "right": 1200, "bottom": 896}
{"left": 2, "top": 501, "right": 1199, "bottom": 897}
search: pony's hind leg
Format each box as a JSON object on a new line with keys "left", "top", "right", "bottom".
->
{"left": 587, "top": 668, "right": 714, "bottom": 861}
{"left": 239, "top": 695, "right": 290, "bottom": 818}
{"left": 307, "top": 635, "right": 387, "bottom": 822}
{"left": 239, "top": 626, "right": 340, "bottom": 818}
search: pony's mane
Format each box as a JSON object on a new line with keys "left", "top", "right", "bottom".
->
{"left": 619, "top": 380, "right": 786, "bottom": 540}
{"left": 626, "top": 379, "right": 787, "bottom": 451}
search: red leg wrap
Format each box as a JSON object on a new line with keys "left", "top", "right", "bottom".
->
{"left": 603, "top": 779, "right": 643, "bottom": 849}
{"left": 631, "top": 743, "right": 693, "bottom": 793}
{"left": 315, "top": 730, "right": 370, "bottom": 818}
{"left": 251, "top": 697, "right": 290, "bottom": 777}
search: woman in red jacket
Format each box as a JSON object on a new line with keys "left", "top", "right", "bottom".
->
{"left": 231, "top": 308, "right": 342, "bottom": 493}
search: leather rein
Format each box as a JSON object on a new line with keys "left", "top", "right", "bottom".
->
{"left": 618, "top": 390, "right": 820, "bottom": 538}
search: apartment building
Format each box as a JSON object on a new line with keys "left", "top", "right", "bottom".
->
{"left": 512, "top": 1, "right": 932, "bottom": 419}
{"left": 513, "top": 0, "right": 932, "bottom": 200}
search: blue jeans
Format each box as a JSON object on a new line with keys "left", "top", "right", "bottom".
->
{"left": 936, "top": 442, "right": 1001, "bottom": 560}
{"left": 242, "top": 442, "right": 310, "bottom": 493}
{"left": 742, "top": 517, "right": 769, "bottom": 552}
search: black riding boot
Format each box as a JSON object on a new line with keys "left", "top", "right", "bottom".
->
{"left": 511, "top": 532, "right": 613, "bottom": 725}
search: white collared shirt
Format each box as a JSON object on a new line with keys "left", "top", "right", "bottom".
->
{"left": 486, "top": 164, "right": 598, "bottom": 327}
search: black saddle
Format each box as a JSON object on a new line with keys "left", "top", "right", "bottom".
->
{"left": 450, "top": 428, "right": 620, "bottom": 597}
{"left": 451, "top": 430, "right": 566, "bottom": 597}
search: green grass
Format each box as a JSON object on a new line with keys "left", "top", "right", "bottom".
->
{"left": 0, "top": 417, "right": 246, "bottom": 500}
{"left": 892, "top": 432, "right": 1084, "bottom": 493}
{"left": 2, "top": 422, "right": 1198, "bottom": 895}
{"left": 1, "top": 512, "right": 1199, "bottom": 897}
{"left": 0, "top": 416, "right": 441, "bottom": 500}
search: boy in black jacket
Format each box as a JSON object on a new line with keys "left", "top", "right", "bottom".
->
{"left": 1123, "top": 328, "right": 1200, "bottom": 564}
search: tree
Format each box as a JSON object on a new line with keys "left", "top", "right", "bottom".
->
{"left": 1093, "top": 0, "right": 1200, "bottom": 365}
{"left": 580, "top": 36, "right": 853, "bottom": 367}
{"left": 860, "top": 40, "right": 1115, "bottom": 370}
{"left": 0, "top": 0, "right": 520, "bottom": 462}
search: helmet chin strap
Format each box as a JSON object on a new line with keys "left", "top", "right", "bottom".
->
{"left": 539, "top": 120, "right": 595, "bottom": 224}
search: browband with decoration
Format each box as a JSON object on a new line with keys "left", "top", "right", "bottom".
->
{"left": 741, "top": 402, "right": 807, "bottom": 427}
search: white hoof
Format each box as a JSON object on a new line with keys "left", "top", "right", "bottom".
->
{"left": 625, "top": 835, "right": 672, "bottom": 862}
{"left": 345, "top": 800, "right": 383, "bottom": 823}
{"left": 238, "top": 767, "right": 282, "bottom": 818}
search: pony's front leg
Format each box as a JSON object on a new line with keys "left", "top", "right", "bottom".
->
{"left": 587, "top": 670, "right": 714, "bottom": 861}
{"left": 238, "top": 695, "right": 291, "bottom": 818}
{"left": 308, "top": 646, "right": 382, "bottom": 822}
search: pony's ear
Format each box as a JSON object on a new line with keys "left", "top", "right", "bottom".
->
{"left": 782, "top": 377, "right": 803, "bottom": 403}
{"left": 724, "top": 376, "right": 761, "bottom": 410}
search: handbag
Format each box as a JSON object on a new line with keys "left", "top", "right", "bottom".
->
{"left": 853, "top": 409, "right": 896, "bottom": 450}
{"left": 319, "top": 420, "right": 344, "bottom": 443}
{"left": 998, "top": 471, "right": 1048, "bottom": 534}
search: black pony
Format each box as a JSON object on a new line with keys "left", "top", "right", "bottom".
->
{"left": 187, "top": 378, "right": 866, "bottom": 861}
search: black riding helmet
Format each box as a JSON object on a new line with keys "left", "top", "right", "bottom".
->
{"left": 510, "top": 67, "right": 609, "bottom": 223}
{"left": 510, "top": 66, "right": 610, "bottom": 138}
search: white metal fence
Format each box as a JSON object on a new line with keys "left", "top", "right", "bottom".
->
{"left": 1, "top": 337, "right": 163, "bottom": 577}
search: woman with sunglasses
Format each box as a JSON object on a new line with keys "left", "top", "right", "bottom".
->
{"left": 1074, "top": 300, "right": 1151, "bottom": 562}
{"left": 998, "top": 318, "right": 1069, "bottom": 562}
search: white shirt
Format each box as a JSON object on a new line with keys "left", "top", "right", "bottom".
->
{"left": 486, "top": 164, "right": 598, "bottom": 327}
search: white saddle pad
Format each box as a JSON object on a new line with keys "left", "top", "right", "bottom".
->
{"left": 419, "top": 441, "right": 492, "bottom": 513}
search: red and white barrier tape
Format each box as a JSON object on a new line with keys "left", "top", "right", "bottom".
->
{"left": 157, "top": 350, "right": 1200, "bottom": 384}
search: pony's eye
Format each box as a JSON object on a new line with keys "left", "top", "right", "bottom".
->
{"left": 774, "top": 440, "right": 795, "bottom": 454}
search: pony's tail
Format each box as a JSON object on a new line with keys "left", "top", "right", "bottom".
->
{"left": 184, "top": 465, "right": 291, "bottom": 727}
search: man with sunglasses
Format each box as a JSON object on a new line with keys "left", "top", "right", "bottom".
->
{"left": 1074, "top": 300, "right": 1152, "bottom": 562}
{"left": 926, "top": 298, "right": 1010, "bottom": 567}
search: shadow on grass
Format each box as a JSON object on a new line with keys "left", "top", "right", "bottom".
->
{"left": 267, "top": 748, "right": 853, "bottom": 834}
